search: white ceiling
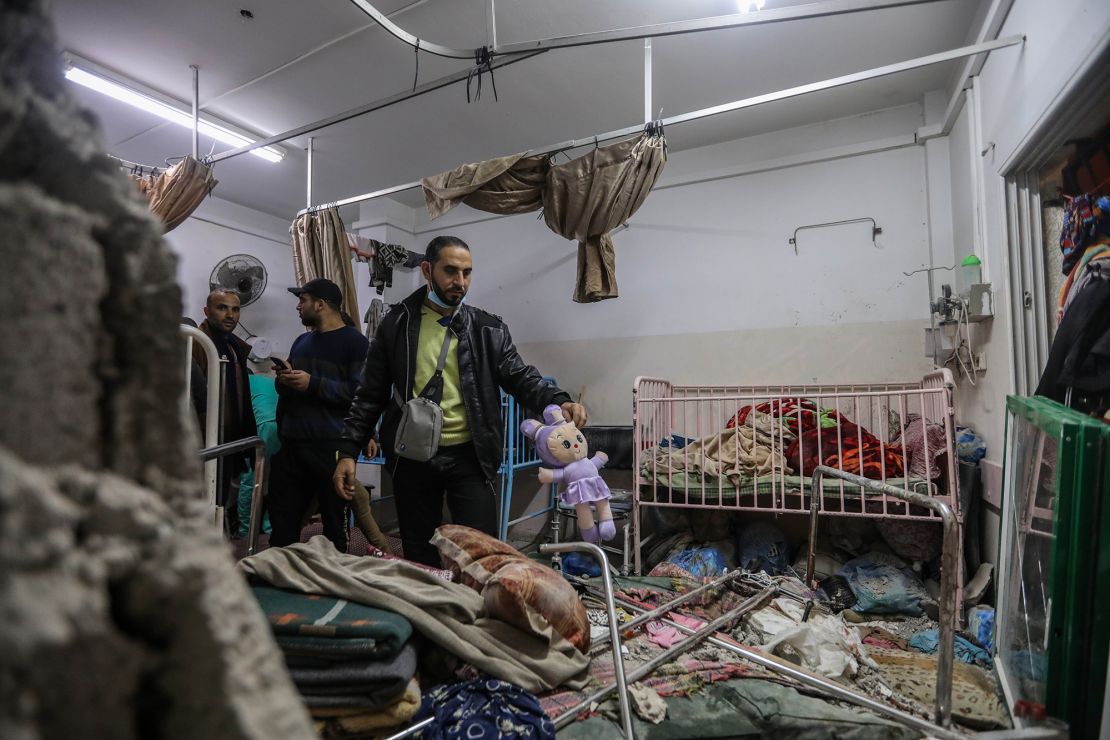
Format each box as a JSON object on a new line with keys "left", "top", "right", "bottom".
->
{"left": 50, "top": 0, "right": 988, "bottom": 220}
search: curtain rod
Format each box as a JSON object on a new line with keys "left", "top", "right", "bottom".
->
{"left": 350, "top": 0, "right": 949, "bottom": 59}
{"left": 214, "top": 0, "right": 945, "bottom": 163}
{"left": 207, "top": 50, "right": 545, "bottom": 164}
{"left": 297, "top": 34, "right": 1024, "bottom": 218}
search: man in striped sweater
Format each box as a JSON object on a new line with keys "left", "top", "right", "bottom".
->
{"left": 269, "top": 278, "right": 369, "bottom": 551}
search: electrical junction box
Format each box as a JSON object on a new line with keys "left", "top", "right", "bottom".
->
{"left": 965, "top": 283, "right": 993, "bottom": 322}
{"left": 924, "top": 325, "right": 959, "bottom": 358}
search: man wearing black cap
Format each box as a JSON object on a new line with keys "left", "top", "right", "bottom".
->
{"left": 268, "top": 277, "right": 369, "bottom": 551}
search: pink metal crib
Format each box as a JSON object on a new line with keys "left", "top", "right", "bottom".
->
{"left": 631, "top": 369, "right": 960, "bottom": 578}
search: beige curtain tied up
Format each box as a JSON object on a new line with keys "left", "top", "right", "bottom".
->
{"left": 544, "top": 133, "right": 667, "bottom": 302}
{"left": 289, "top": 207, "right": 361, "bottom": 329}
{"left": 129, "top": 155, "right": 217, "bottom": 233}
{"left": 420, "top": 132, "right": 667, "bottom": 303}
{"left": 421, "top": 153, "right": 549, "bottom": 219}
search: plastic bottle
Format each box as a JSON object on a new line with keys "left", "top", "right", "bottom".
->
{"left": 961, "top": 254, "right": 982, "bottom": 295}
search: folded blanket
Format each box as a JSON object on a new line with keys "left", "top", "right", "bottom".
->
{"left": 312, "top": 678, "right": 421, "bottom": 736}
{"left": 277, "top": 635, "right": 393, "bottom": 665}
{"left": 290, "top": 643, "right": 416, "bottom": 693}
{"left": 240, "top": 537, "right": 589, "bottom": 693}
{"left": 297, "top": 648, "right": 414, "bottom": 710}
{"left": 252, "top": 585, "right": 413, "bottom": 648}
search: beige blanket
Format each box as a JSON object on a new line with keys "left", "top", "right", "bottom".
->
{"left": 239, "top": 537, "right": 589, "bottom": 692}
{"left": 642, "top": 411, "right": 792, "bottom": 485}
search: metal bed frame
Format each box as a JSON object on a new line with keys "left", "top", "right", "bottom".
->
{"left": 181, "top": 324, "right": 225, "bottom": 528}
{"left": 378, "top": 539, "right": 1054, "bottom": 740}
{"left": 496, "top": 380, "right": 559, "bottom": 542}
{"left": 631, "top": 369, "right": 961, "bottom": 581}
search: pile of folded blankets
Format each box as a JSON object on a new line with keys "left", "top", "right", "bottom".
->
{"left": 251, "top": 584, "right": 420, "bottom": 738}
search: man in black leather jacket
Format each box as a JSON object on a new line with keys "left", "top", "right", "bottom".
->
{"left": 333, "top": 235, "right": 587, "bottom": 565}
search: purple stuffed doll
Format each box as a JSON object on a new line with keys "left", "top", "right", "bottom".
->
{"left": 521, "top": 404, "right": 616, "bottom": 543}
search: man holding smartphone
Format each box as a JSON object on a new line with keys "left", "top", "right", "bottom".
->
{"left": 268, "top": 278, "right": 369, "bottom": 551}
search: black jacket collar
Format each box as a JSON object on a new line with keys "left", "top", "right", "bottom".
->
{"left": 400, "top": 286, "right": 470, "bottom": 333}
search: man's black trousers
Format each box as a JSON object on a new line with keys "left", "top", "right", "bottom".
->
{"left": 388, "top": 442, "right": 498, "bottom": 567}
{"left": 268, "top": 439, "right": 349, "bottom": 552}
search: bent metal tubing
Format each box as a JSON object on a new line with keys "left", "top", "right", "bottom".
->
{"left": 552, "top": 585, "right": 776, "bottom": 732}
{"left": 594, "top": 585, "right": 968, "bottom": 740}
{"left": 809, "top": 464, "right": 958, "bottom": 728}
{"left": 540, "top": 541, "right": 635, "bottom": 740}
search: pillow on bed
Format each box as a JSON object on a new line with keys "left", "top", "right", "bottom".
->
{"left": 483, "top": 559, "right": 590, "bottom": 653}
{"left": 430, "top": 524, "right": 521, "bottom": 577}
{"left": 460, "top": 553, "right": 527, "bottom": 591}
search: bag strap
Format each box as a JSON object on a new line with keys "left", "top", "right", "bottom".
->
{"left": 415, "top": 325, "right": 454, "bottom": 403}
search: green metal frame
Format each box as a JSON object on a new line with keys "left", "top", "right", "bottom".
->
{"left": 998, "top": 395, "right": 1110, "bottom": 735}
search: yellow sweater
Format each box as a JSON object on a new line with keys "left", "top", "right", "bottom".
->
{"left": 413, "top": 307, "right": 471, "bottom": 445}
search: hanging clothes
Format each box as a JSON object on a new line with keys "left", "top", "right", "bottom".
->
{"left": 289, "top": 207, "right": 361, "bottom": 328}
{"left": 129, "top": 155, "right": 216, "bottom": 232}
{"left": 1036, "top": 265, "right": 1110, "bottom": 408}
{"left": 364, "top": 297, "right": 386, "bottom": 337}
{"left": 368, "top": 239, "right": 408, "bottom": 294}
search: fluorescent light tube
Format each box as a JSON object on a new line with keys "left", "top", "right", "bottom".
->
{"left": 64, "top": 62, "right": 284, "bottom": 163}
{"left": 738, "top": 0, "right": 766, "bottom": 12}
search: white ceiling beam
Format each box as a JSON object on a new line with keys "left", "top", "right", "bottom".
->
{"left": 493, "top": 0, "right": 950, "bottom": 54}
{"left": 348, "top": 0, "right": 951, "bottom": 59}
{"left": 206, "top": 50, "right": 545, "bottom": 163}
{"left": 299, "top": 34, "right": 1025, "bottom": 216}
{"left": 916, "top": 0, "right": 1017, "bottom": 141}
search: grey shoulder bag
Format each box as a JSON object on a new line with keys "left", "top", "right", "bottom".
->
{"left": 394, "top": 327, "right": 454, "bottom": 461}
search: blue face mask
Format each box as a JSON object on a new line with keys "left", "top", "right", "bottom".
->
{"left": 426, "top": 284, "right": 465, "bottom": 310}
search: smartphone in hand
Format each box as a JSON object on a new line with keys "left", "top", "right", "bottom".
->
{"left": 270, "top": 356, "right": 288, "bottom": 372}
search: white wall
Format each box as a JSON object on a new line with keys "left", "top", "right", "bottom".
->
{"left": 166, "top": 196, "right": 305, "bottom": 357}
{"left": 415, "top": 104, "right": 938, "bottom": 424}
{"left": 166, "top": 194, "right": 425, "bottom": 365}
{"left": 944, "top": 0, "right": 1110, "bottom": 466}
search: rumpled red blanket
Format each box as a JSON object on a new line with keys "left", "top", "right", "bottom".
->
{"left": 787, "top": 421, "right": 905, "bottom": 478}
{"left": 728, "top": 398, "right": 840, "bottom": 437}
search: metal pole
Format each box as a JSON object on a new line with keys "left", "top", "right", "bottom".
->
{"left": 597, "top": 586, "right": 967, "bottom": 740}
{"left": 805, "top": 495, "right": 819, "bottom": 587}
{"left": 541, "top": 542, "right": 634, "bottom": 740}
{"left": 643, "top": 39, "right": 652, "bottom": 123}
{"left": 246, "top": 444, "right": 268, "bottom": 556}
{"left": 190, "top": 64, "right": 199, "bottom": 159}
{"left": 181, "top": 325, "right": 221, "bottom": 513}
{"left": 214, "top": 354, "right": 228, "bottom": 529}
{"left": 812, "top": 465, "right": 957, "bottom": 728}
{"left": 486, "top": 0, "right": 497, "bottom": 50}
{"left": 351, "top": 0, "right": 948, "bottom": 58}
{"left": 208, "top": 50, "right": 545, "bottom": 163}
{"left": 295, "top": 35, "right": 1024, "bottom": 216}
{"left": 495, "top": 0, "right": 948, "bottom": 54}
{"left": 553, "top": 586, "right": 776, "bottom": 731}
{"left": 306, "top": 136, "right": 314, "bottom": 210}
{"left": 591, "top": 568, "right": 745, "bottom": 650}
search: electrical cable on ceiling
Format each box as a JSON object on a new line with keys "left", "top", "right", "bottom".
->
{"left": 466, "top": 47, "right": 498, "bottom": 103}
